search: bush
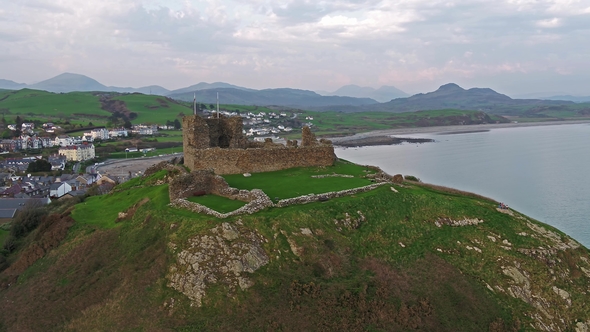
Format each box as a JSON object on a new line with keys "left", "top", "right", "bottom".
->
{"left": 10, "top": 201, "right": 46, "bottom": 239}
{"left": 404, "top": 175, "right": 421, "bottom": 182}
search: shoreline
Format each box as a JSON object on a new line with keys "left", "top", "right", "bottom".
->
{"left": 328, "top": 119, "right": 590, "bottom": 143}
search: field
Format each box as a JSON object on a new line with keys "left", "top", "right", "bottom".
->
{"left": 223, "top": 160, "right": 374, "bottom": 200}
{"left": 292, "top": 109, "right": 508, "bottom": 137}
{"left": 0, "top": 89, "right": 110, "bottom": 126}
{"left": 0, "top": 89, "right": 192, "bottom": 127}
{"left": 110, "top": 94, "right": 191, "bottom": 124}
{"left": 187, "top": 195, "right": 247, "bottom": 213}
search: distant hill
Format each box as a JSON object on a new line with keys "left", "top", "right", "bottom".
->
{"left": 0, "top": 79, "right": 27, "bottom": 90}
{"left": 29, "top": 73, "right": 108, "bottom": 93}
{"left": 352, "top": 83, "right": 581, "bottom": 115}
{"left": 325, "top": 84, "right": 409, "bottom": 102}
{"left": 169, "top": 87, "right": 379, "bottom": 108}
{"left": 168, "top": 82, "right": 253, "bottom": 95}
{"left": 0, "top": 74, "right": 378, "bottom": 107}
{"left": 544, "top": 95, "right": 590, "bottom": 103}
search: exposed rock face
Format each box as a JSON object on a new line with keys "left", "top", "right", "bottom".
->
{"left": 167, "top": 222, "right": 269, "bottom": 307}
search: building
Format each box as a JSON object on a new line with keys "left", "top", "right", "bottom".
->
{"left": 58, "top": 144, "right": 95, "bottom": 161}
{"left": 109, "top": 128, "right": 128, "bottom": 138}
{"left": 90, "top": 128, "right": 110, "bottom": 140}
{"left": 0, "top": 197, "right": 51, "bottom": 221}
{"left": 49, "top": 182, "right": 72, "bottom": 198}
{"left": 54, "top": 135, "right": 75, "bottom": 147}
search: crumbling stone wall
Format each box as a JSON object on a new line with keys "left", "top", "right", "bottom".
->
{"left": 168, "top": 169, "right": 232, "bottom": 201}
{"left": 183, "top": 115, "right": 247, "bottom": 150}
{"left": 186, "top": 146, "right": 336, "bottom": 175}
{"left": 183, "top": 115, "right": 337, "bottom": 175}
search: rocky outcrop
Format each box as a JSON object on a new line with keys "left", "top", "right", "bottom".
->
{"left": 167, "top": 222, "right": 269, "bottom": 307}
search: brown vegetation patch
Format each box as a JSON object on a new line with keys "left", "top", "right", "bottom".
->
{"left": 0, "top": 221, "right": 169, "bottom": 331}
{"left": 183, "top": 253, "right": 515, "bottom": 331}
{"left": 1, "top": 214, "right": 75, "bottom": 280}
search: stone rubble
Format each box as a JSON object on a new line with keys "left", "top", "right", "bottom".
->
{"left": 434, "top": 217, "right": 484, "bottom": 227}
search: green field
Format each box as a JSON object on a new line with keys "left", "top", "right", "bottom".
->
{"left": 187, "top": 195, "right": 247, "bottom": 213}
{"left": 0, "top": 89, "right": 110, "bottom": 127}
{"left": 0, "top": 89, "right": 191, "bottom": 126}
{"left": 223, "top": 160, "right": 374, "bottom": 200}
{"left": 110, "top": 94, "right": 191, "bottom": 124}
{"left": 293, "top": 109, "right": 508, "bottom": 137}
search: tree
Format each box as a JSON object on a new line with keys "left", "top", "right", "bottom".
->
{"left": 1, "top": 129, "right": 12, "bottom": 139}
{"left": 173, "top": 119, "right": 181, "bottom": 129}
{"left": 26, "top": 159, "right": 52, "bottom": 173}
{"left": 88, "top": 122, "right": 94, "bottom": 127}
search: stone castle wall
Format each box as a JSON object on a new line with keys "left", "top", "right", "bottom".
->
{"left": 183, "top": 115, "right": 336, "bottom": 175}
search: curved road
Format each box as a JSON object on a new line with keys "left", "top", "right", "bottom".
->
{"left": 93, "top": 153, "right": 183, "bottom": 182}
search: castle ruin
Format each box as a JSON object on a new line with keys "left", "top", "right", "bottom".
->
{"left": 183, "top": 115, "right": 336, "bottom": 175}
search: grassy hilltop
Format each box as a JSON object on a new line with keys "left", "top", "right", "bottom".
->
{"left": 0, "top": 89, "right": 191, "bottom": 126}
{"left": 0, "top": 161, "right": 588, "bottom": 331}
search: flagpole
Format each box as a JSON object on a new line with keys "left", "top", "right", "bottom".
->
{"left": 193, "top": 93, "right": 196, "bottom": 115}
{"left": 217, "top": 92, "right": 219, "bottom": 119}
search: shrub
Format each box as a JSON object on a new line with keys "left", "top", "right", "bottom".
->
{"left": 10, "top": 201, "right": 46, "bottom": 238}
{"left": 404, "top": 175, "right": 421, "bottom": 182}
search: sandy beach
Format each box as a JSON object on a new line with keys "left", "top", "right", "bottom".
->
{"left": 329, "top": 119, "right": 590, "bottom": 143}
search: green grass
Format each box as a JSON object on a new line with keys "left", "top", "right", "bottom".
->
{"left": 0, "top": 89, "right": 109, "bottom": 118}
{"left": 4, "top": 164, "right": 590, "bottom": 331}
{"left": 295, "top": 109, "right": 508, "bottom": 136}
{"left": 0, "top": 228, "right": 9, "bottom": 248}
{"left": 223, "top": 160, "right": 373, "bottom": 200}
{"left": 111, "top": 94, "right": 191, "bottom": 124}
{"left": 71, "top": 185, "right": 169, "bottom": 228}
{"left": 187, "top": 195, "right": 247, "bottom": 213}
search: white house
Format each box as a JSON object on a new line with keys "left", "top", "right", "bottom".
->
{"left": 54, "top": 135, "right": 74, "bottom": 147}
{"left": 109, "top": 128, "right": 128, "bottom": 138}
{"left": 50, "top": 182, "right": 72, "bottom": 198}
{"left": 90, "top": 128, "right": 110, "bottom": 140}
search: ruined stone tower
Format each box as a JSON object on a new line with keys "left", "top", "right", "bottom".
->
{"left": 183, "top": 115, "right": 336, "bottom": 175}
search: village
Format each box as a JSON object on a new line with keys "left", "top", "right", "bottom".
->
{"left": 0, "top": 108, "right": 313, "bottom": 223}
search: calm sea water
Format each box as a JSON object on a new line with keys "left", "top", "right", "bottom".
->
{"left": 336, "top": 123, "right": 590, "bottom": 248}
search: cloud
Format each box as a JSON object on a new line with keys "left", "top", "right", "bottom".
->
{"left": 0, "top": 0, "right": 589, "bottom": 94}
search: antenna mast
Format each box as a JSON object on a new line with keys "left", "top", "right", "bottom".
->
{"left": 193, "top": 92, "right": 196, "bottom": 115}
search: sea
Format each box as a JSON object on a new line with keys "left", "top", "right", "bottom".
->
{"left": 335, "top": 123, "right": 590, "bottom": 248}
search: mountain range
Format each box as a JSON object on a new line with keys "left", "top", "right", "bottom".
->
{"left": 314, "top": 83, "right": 583, "bottom": 115}
{"left": 1, "top": 73, "right": 588, "bottom": 113}
{"left": 0, "top": 73, "right": 380, "bottom": 108}
{"left": 317, "top": 84, "right": 409, "bottom": 102}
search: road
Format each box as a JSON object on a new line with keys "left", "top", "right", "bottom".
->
{"left": 95, "top": 153, "right": 183, "bottom": 182}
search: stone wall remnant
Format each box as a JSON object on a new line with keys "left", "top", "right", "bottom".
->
{"left": 183, "top": 115, "right": 336, "bottom": 175}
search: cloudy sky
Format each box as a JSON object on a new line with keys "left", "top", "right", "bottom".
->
{"left": 1, "top": 0, "right": 589, "bottom": 96}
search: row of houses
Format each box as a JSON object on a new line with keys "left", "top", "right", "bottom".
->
{"left": 0, "top": 155, "right": 67, "bottom": 173}
{"left": 0, "top": 172, "right": 115, "bottom": 199}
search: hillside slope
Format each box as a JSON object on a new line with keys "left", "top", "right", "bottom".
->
{"left": 0, "top": 165, "right": 588, "bottom": 331}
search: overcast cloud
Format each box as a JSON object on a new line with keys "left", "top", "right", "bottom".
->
{"left": 1, "top": 0, "right": 589, "bottom": 95}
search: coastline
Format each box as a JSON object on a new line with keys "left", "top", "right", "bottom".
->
{"left": 328, "top": 119, "right": 590, "bottom": 143}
